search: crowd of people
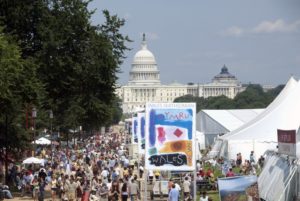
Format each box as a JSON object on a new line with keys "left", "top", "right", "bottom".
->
{"left": 1, "top": 129, "right": 147, "bottom": 201}
{"left": 0, "top": 125, "right": 268, "bottom": 201}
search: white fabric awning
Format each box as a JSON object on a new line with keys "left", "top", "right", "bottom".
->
{"left": 22, "top": 157, "right": 42, "bottom": 164}
{"left": 32, "top": 137, "right": 51, "bottom": 145}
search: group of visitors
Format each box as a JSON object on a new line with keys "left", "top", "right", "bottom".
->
{"left": 1, "top": 128, "right": 146, "bottom": 201}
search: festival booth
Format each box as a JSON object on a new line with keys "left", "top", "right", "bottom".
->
{"left": 196, "top": 109, "right": 264, "bottom": 149}
{"left": 216, "top": 77, "right": 300, "bottom": 161}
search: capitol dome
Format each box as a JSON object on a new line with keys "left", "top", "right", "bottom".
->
{"left": 132, "top": 45, "right": 156, "bottom": 65}
{"left": 129, "top": 33, "right": 160, "bottom": 85}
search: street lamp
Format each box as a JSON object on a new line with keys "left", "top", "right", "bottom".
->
{"left": 32, "top": 107, "right": 37, "bottom": 156}
{"left": 79, "top": 126, "right": 82, "bottom": 142}
{"left": 49, "top": 110, "right": 53, "bottom": 163}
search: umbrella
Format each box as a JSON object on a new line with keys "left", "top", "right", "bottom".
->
{"left": 22, "top": 157, "right": 42, "bottom": 164}
{"left": 33, "top": 137, "right": 51, "bottom": 145}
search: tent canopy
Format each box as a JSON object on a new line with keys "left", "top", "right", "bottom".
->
{"left": 32, "top": 137, "right": 51, "bottom": 145}
{"left": 198, "top": 109, "right": 264, "bottom": 134}
{"left": 197, "top": 109, "right": 264, "bottom": 148}
{"left": 218, "top": 77, "right": 300, "bottom": 160}
{"left": 23, "top": 157, "right": 42, "bottom": 164}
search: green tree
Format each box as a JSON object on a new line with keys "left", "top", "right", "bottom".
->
{"left": 234, "top": 84, "right": 268, "bottom": 108}
{"left": 0, "top": 0, "right": 130, "bottom": 136}
{"left": 206, "top": 95, "right": 235, "bottom": 109}
{"left": 0, "top": 29, "right": 42, "bottom": 151}
{"left": 174, "top": 95, "right": 208, "bottom": 112}
{"left": 110, "top": 96, "right": 123, "bottom": 125}
{"left": 174, "top": 84, "right": 283, "bottom": 111}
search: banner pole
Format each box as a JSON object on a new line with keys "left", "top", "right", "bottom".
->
{"left": 194, "top": 169, "right": 197, "bottom": 201}
{"left": 144, "top": 169, "right": 147, "bottom": 201}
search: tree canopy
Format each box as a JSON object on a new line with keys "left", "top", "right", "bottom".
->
{"left": 174, "top": 84, "right": 283, "bottom": 112}
{"left": 0, "top": 0, "right": 129, "bottom": 150}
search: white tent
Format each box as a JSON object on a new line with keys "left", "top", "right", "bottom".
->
{"left": 197, "top": 109, "right": 264, "bottom": 148}
{"left": 33, "top": 137, "right": 51, "bottom": 145}
{"left": 218, "top": 77, "right": 300, "bottom": 160}
{"left": 23, "top": 157, "right": 42, "bottom": 164}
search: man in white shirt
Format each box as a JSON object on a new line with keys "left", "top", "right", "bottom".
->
{"left": 183, "top": 177, "right": 191, "bottom": 200}
{"left": 101, "top": 168, "right": 109, "bottom": 178}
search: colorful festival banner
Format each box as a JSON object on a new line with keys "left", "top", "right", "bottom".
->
{"left": 132, "top": 117, "right": 138, "bottom": 144}
{"left": 137, "top": 113, "right": 146, "bottom": 154}
{"left": 218, "top": 176, "right": 257, "bottom": 201}
{"left": 145, "top": 103, "right": 196, "bottom": 171}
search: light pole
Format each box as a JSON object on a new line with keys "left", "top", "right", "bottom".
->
{"left": 79, "top": 126, "right": 82, "bottom": 142}
{"left": 32, "top": 107, "right": 37, "bottom": 156}
{"left": 49, "top": 110, "right": 53, "bottom": 163}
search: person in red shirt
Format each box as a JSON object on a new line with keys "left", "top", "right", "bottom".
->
{"left": 206, "top": 168, "right": 213, "bottom": 178}
{"left": 199, "top": 168, "right": 205, "bottom": 177}
{"left": 226, "top": 168, "right": 235, "bottom": 177}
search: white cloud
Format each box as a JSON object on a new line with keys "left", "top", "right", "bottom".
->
{"left": 221, "top": 26, "right": 244, "bottom": 37}
{"left": 252, "top": 19, "right": 300, "bottom": 33}
{"left": 140, "top": 32, "right": 159, "bottom": 40}
{"left": 222, "top": 19, "right": 300, "bottom": 37}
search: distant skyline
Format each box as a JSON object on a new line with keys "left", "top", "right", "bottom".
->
{"left": 88, "top": 0, "right": 300, "bottom": 86}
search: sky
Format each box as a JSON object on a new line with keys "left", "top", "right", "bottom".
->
{"left": 88, "top": 0, "right": 300, "bottom": 86}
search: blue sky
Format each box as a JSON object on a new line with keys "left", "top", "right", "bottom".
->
{"left": 88, "top": 0, "right": 300, "bottom": 86}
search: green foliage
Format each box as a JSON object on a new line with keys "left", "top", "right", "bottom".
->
{"left": 234, "top": 84, "right": 267, "bottom": 108}
{"left": 0, "top": 29, "right": 42, "bottom": 150}
{"left": 111, "top": 96, "right": 123, "bottom": 125}
{"left": 174, "top": 84, "right": 283, "bottom": 111}
{"left": 0, "top": 0, "right": 129, "bottom": 149}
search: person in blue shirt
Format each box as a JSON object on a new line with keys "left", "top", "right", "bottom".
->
{"left": 168, "top": 184, "right": 179, "bottom": 201}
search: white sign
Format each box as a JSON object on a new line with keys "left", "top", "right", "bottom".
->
{"left": 145, "top": 102, "right": 196, "bottom": 171}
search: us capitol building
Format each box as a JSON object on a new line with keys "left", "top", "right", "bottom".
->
{"left": 116, "top": 34, "right": 243, "bottom": 114}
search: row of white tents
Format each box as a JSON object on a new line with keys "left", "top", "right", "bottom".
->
{"left": 205, "top": 77, "right": 300, "bottom": 160}
{"left": 198, "top": 77, "right": 300, "bottom": 200}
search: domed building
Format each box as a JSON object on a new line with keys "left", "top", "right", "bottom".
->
{"left": 116, "top": 34, "right": 243, "bottom": 113}
{"left": 212, "top": 65, "right": 238, "bottom": 84}
{"left": 129, "top": 33, "right": 160, "bottom": 85}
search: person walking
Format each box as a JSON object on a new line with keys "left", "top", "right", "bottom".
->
{"left": 183, "top": 177, "right": 191, "bottom": 200}
{"left": 128, "top": 179, "right": 139, "bottom": 201}
{"left": 50, "top": 175, "right": 58, "bottom": 201}
{"left": 121, "top": 182, "right": 129, "bottom": 201}
{"left": 99, "top": 182, "right": 109, "bottom": 201}
{"left": 168, "top": 184, "right": 179, "bottom": 201}
{"left": 38, "top": 178, "right": 46, "bottom": 201}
